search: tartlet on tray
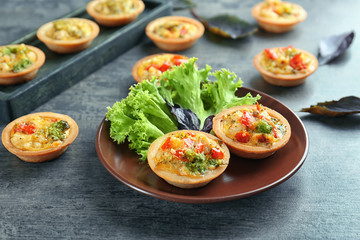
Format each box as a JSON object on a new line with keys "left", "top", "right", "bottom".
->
{"left": 0, "top": 44, "right": 45, "bottom": 85}
{"left": 1, "top": 112, "right": 79, "bottom": 163}
{"left": 253, "top": 46, "right": 318, "bottom": 86}
{"left": 252, "top": 0, "right": 307, "bottom": 33}
{"left": 147, "top": 130, "right": 230, "bottom": 189}
{"left": 132, "top": 53, "right": 189, "bottom": 82}
{"left": 145, "top": 16, "right": 204, "bottom": 52}
{"left": 86, "top": 0, "right": 145, "bottom": 27}
{"left": 212, "top": 104, "right": 291, "bottom": 159}
{"left": 37, "top": 18, "right": 100, "bottom": 53}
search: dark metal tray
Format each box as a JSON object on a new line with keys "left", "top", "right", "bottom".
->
{"left": 0, "top": 0, "right": 171, "bottom": 123}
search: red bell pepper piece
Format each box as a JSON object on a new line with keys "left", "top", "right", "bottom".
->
{"left": 159, "top": 62, "right": 171, "bottom": 72}
{"left": 290, "top": 53, "right": 307, "bottom": 70}
{"left": 161, "top": 137, "right": 172, "bottom": 150}
{"left": 235, "top": 131, "right": 250, "bottom": 143}
{"left": 211, "top": 148, "right": 224, "bottom": 159}
{"left": 14, "top": 122, "right": 36, "bottom": 134}
{"left": 264, "top": 48, "right": 277, "bottom": 60}
{"left": 241, "top": 111, "right": 255, "bottom": 129}
{"left": 195, "top": 142, "right": 204, "bottom": 153}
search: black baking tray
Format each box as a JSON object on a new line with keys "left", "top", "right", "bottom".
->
{"left": 0, "top": 0, "right": 172, "bottom": 123}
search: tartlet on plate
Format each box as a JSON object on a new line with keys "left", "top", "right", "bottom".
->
{"left": 0, "top": 44, "right": 45, "bottom": 85}
{"left": 86, "top": 0, "right": 145, "bottom": 27}
{"left": 147, "top": 130, "right": 230, "bottom": 189}
{"left": 212, "top": 104, "right": 291, "bottom": 159}
{"left": 1, "top": 112, "right": 79, "bottom": 163}
{"left": 253, "top": 46, "right": 318, "bottom": 86}
{"left": 252, "top": 0, "right": 307, "bottom": 33}
{"left": 37, "top": 18, "right": 100, "bottom": 53}
{"left": 132, "top": 53, "right": 189, "bottom": 82}
{"left": 145, "top": 16, "right": 204, "bottom": 52}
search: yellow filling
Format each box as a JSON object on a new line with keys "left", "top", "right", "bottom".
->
{"left": 0, "top": 44, "right": 36, "bottom": 73}
{"left": 153, "top": 20, "right": 197, "bottom": 39}
{"left": 154, "top": 132, "right": 224, "bottom": 177}
{"left": 260, "top": 46, "right": 315, "bottom": 75}
{"left": 260, "top": 0, "right": 301, "bottom": 20}
{"left": 46, "top": 19, "right": 92, "bottom": 41}
{"left": 137, "top": 54, "right": 188, "bottom": 81}
{"left": 95, "top": 0, "right": 138, "bottom": 15}
{"left": 10, "top": 116, "right": 70, "bottom": 151}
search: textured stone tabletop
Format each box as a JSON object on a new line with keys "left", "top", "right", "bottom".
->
{"left": 0, "top": 0, "right": 359, "bottom": 239}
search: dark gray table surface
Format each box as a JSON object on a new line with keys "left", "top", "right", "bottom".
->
{"left": 1, "top": 0, "right": 359, "bottom": 239}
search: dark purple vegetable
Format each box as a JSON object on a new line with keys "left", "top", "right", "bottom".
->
{"left": 191, "top": 9, "right": 258, "bottom": 39}
{"left": 300, "top": 96, "right": 360, "bottom": 117}
{"left": 200, "top": 115, "right": 214, "bottom": 133}
{"left": 167, "top": 101, "right": 200, "bottom": 130}
{"left": 318, "top": 31, "right": 355, "bottom": 65}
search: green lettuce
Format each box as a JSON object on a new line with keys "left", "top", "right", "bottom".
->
{"left": 106, "top": 58, "right": 260, "bottom": 161}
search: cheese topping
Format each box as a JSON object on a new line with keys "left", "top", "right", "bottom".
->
{"left": 153, "top": 20, "right": 198, "bottom": 39}
{"left": 137, "top": 54, "right": 188, "bottom": 81}
{"left": 46, "top": 19, "right": 92, "bottom": 41}
{"left": 94, "top": 0, "right": 138, "bottom": 15}
{"left": 222, "top": 105, "right": 286, "bottom": 147}
{"left": 10, "top": 116, "right": 71, "bottom": 151}
{"left": 260, "top": 46, "right": 315, "bottom": 75}
{"left": 0, "top": 44, "right": 36, "bottom": 73}
{"left": 154, "top": 132, "right": 225, "bottom": 177}
{"left": 259, "top": 0, "right": 301, "bottom": 21}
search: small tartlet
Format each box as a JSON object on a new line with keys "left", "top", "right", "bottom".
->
{"left": 252, "top": 1, "right": 307, "bottom": 33}
{"left": 86, "top": 0, "right": 145, "bottom": 27}
{"left": 147, "top": 130, "right": 230, "bottom": 189}
{"left": 145, "top": 16, "right": 204, "bottom": 52}
{"left": 253, "top": 47, "right": 318, "bottom": 87}
{"left": 132, "top": 53, "right": 189, "bottom": 82}
{"left": 0, "top": 44, "right": 45, "bottom": 85}
{"left": 37, "top": 18, "right": 100, "bottom": 54}
{"left": 1, "top": 112, "right": 79, "bottom": 163}
{"left": 212, "top": 105, "right": 291, "bottom": 159}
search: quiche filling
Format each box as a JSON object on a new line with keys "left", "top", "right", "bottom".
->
{"left": 260, "top": 46, "right": 315, "bottom": 74}
{"left": 154, "top": 132, "right": 225, "bottom": 177}
{"left": 0, "top": 44, "right": 36, "bottom": 73}
{"left": 153, "top": 20, "right": 198, "bottom": 39}
{"left": 10, "top": 116, "right": 71, "bottom": 151}
{"left": 94, "top": 0, "right": 138, "bottom": 15}
{"left": 137, "top": 54, "right": 188, "bottom": 81}
{"left": 222, "top": 104, "right": 286, "bottom": 147}
{"left": 46, "top": 19, "right": 92, "bottom": 40}
{"left": 259, "top": 0, "right": 301, "bottom": 20}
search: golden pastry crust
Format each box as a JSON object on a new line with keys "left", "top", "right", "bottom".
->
{"left": 253, "top": 47, "right": 318, "bottom": 86}
{"left": 86, "top": 0, "right": 145, "bottom": 26}
{"left": 0, "top": 44, "right": 45, "bottom": 85}
{"left": 213, "top": 105, "right": 291, "bottom": 159}
{"left": 1, "top": 112, "right": 79, "bottom": 163}
{"left": 146, "top": 16, "right": 204, "bottom": 52}
{"left": 147, "top": 130, "right": 230, "bottom": 188}
{"left": 37, "top": 18, "right": 99, "bottom": 53}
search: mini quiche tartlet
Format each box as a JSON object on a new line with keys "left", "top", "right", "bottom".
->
{"left": 252, "top": 0, "right": 307, "bottom": 33}
{"left": 145, "top": 16, "right": 205, "bottom": 52}
{"left": 0, "top": 44, "right": 45, "bottom": 85}
{"left": 253, "top": 46, "right": 318, "bottom": 86}
{"left": 132, "top": 53, "right": 189, "bottom": 82}
{"left": 147, "top": 130, "right": 230, "bottom": 189}
{"left": 1, "top": 112, "right": 79, "bottom": 163}
{"left": 37, "top": 18, "right": 100, "bottom": 53}
{"left": 212, "top": 104, "right": 291, "bottom": 159}
{"left": 86, "top": 0, "right": 145, "bottom": 27}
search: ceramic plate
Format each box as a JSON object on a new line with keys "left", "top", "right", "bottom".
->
{"left": 95, "top": 87, "right": 308, "bottom": 203}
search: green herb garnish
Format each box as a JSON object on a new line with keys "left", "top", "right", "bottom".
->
{"left": 13, "top": 59, "right": 32, "bottom": 72}
{"left": 47, "top": 120, "right": 69, "bottom": 141}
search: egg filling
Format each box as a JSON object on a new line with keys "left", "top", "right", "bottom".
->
{"left": 10, "top": 116, "right": 71, "bottom": 151}
{"left": 137, "top": 54, "right": 188, "bottom": 81}
{"left": 46, "top": 19, "right": 92, "bottom": 41}
{"left": 259, "top": 0, "right": 301, "bottom": 21}
{"left": 260, "top": 46, "right": 315, "bottom": 75}
{"left": 94, "top": 0, "right": 138, "bottom": 15}
{"left": 0, "top": 44, "right": 36, "bottom": 73}
{"left": 153, "top": 20, "right": 198, "bottom": 39}
{"left": 154, "top": 131, "right": 225, "bottom": 177}
{"left": 222, "top": 104, "right": 287, "bottom": 147}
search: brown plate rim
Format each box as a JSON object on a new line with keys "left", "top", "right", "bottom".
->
{"left": 95, "top": 87, "right": 309, "bottom": 203}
